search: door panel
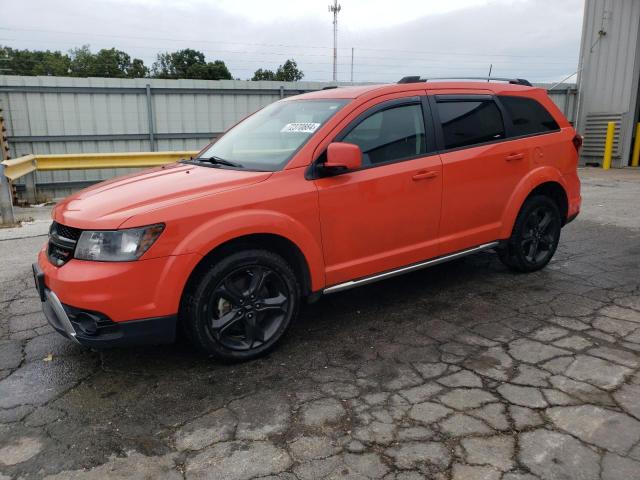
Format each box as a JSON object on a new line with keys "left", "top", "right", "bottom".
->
{"left": 316, "top": 155, "right": 442, "bottom": 286}
{"left": 438, "top": 140, "right": 530, "bottom": 253}
{"left": 313, "top": 95, "right": 443, "bottom": 287}
{"left": 433, "top": 94, "right": 530, "bottom": 254}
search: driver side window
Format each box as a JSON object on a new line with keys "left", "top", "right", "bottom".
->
{"left": 342, "top": 104, "right": 426, "bottom": 166}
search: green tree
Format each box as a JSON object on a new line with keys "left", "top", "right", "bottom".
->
{"left": 152, "top": 48, "right": 205, "bottom": 79}
{"left": 69, "top": 45, "right": 96, "bottom": 76}
{"left": 0, "top": 46, "right": 71, "bottom": 76}
{"left": 31, "top": 50, "right": 72, "bottom": 76}
{"left": 252, "top": 68, "right": 276, "bottom": 81}
{"left": 1, "top": 45, "right": 237, "bottom": 80}
{"left": 152, "top": 49, "right": 231, "bottom": 80}
{"left": 128, "top": 58, "right": 149, "bottom": 78}
{"left": 252, "top": 60, "right": 303, "bottom": 82}
{"left": 187, "top": 60, "right": 232, "bottom": 80}
{"left": 204, "top": 60, "right": 232, "bottom": 80}
{"left": 68, "top": 46, "right": 148, "bottom": 78}
{"left": 93, "top": 48, "right": 131, "bottom": 77}
{"left": 275, "top": 59, "right": 303, "bottom": 81}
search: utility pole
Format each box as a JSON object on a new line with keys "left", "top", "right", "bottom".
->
{"left": 328, "top": 0, "right": 341, "bottom": 82}
{"left": 350, "top": 47, "right": 354, "bottom": 83}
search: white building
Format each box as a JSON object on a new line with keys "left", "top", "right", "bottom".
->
{"left": 576, "top": 0, "right": 640, "bottom": 167}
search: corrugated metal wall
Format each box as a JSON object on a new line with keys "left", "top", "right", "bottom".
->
{"left": 576, "top": 0, "right": 640, "bottom": 166}
{"left": 0, "top": 76, "right": 339, "bottom": 198}
{"left": 546, "top": 85, "right": 578, "bottom": 121}
{"left": 0, "top": 75, "right": 577, "bottom": 198}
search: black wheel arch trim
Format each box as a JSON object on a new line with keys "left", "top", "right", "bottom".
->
{"left": 180, "top": 233, "right": 313, "bottom": 312}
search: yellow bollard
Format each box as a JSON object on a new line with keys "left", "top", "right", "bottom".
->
{"left": 631, "top": 123, "right": 640, "bottom": 168}
{"left": 602, "top": 121, "right": 615, "bottom": 170}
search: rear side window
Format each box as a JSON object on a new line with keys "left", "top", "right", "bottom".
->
{"left": 342, "top": 104, "right": 426, "bottom": 166}
{"left": 499, "top": 96, "right": 560, "bottom": 136}
{"left": 436, "top": 100, "right": 505, "bottom": 149}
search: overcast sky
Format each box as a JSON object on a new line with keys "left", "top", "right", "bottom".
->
{"left": 1, "top": 0, "right": 584, "bottom": 83}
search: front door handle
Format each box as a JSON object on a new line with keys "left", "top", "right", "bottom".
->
{"left": 412, "top": 170, "right": 439, "bottom": 181}
{"left": 506, "top": 153, "right": 524, "bottom": 161}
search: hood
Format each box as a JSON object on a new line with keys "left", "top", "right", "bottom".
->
{"left": 54, "top": 163, "right": 272, "bottom": 229}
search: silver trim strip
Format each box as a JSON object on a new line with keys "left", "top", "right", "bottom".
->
{"left": 45, "top": 289, "right": 80, "bottom": 343}
{"left": 323, "top": 242, "right": 500, "bottom": 295}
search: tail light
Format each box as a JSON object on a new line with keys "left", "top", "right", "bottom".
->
{"left": 572, "top": 134, "right": 583, "bottom": 153}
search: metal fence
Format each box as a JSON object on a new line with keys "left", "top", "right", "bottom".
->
{"left": 545, "top": 85, "right": 578, "bottom": 123}
{"left": 0, "top": 76, "right": 344, "bottom": 198}
{"left": 0, "top": 75, "right": 577, "bottom": 199}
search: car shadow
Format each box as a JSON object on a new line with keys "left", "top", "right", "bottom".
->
{"left": 97, "top": 250, "right": 511, "bottom": 370}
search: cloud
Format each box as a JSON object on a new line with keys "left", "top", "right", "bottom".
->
{"left": 0, "top": 0, "right": 583, "bottom": 82}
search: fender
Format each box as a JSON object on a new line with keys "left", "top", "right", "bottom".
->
{"left": 173, "top": 209, "right": 326, "bottom": 291}
{"left": 499, "top": 166, "right": 569, "bottom": 239}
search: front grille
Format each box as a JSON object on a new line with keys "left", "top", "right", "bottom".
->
{"left": 50, "top": 222, "right": 82, "bottom": 242}
{"left": 48, "top": 222, "right": 82, "bottom": 266}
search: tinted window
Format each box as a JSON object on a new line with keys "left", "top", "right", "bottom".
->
{"left": 342, "top": 104, "right": 426, "bottom": 166}
{"left": 499, "top": 95, "right": 560, "bottom": 136}
{"left": 436, "top": 100, "right": 505, "bottom": 149}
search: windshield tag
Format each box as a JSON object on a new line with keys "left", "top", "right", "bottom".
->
{"left": 281, "top": 122, "right": 320, "bottom": 134}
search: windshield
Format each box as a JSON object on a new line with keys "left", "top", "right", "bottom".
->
{"left": 196, "top": 99, "right": 349, "bottom": 171}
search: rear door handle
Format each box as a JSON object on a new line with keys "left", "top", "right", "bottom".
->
{"left": 412, "top": 170, "right": 439, "bottom": 181}
{"left": 506, "top": 153, "right": 524, "bottom": 161}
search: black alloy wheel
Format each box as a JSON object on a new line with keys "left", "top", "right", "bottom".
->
{"left": 183, "top": 249, "right": 300, "bottom": 362}
{"left": 207, "top": 266, "right": 290, "bottom": 351}
{"left": 520, "top": 205, "right": 559, "bottom": 264}
{"left": 498, "top": 195, "right": 562, "bottom": 272}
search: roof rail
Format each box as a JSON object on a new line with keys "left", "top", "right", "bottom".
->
{"left": 397, "top": 76, "right": 532, "bottom": 87}
{"left": 398, "top": 76, "right": 424, "bottom": 84}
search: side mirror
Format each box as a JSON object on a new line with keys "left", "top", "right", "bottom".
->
{"left": 324, "top": 142, "right": 362, "bottom": 172}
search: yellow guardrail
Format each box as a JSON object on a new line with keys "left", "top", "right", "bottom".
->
{"left": 2, "top": 151, "right": 198, "bottom": 179}
{"left": 1, "top": 154, "right": 37, "bottom": 180}
{"left": 0, "top": 151, "right": 198, "bottom": 224}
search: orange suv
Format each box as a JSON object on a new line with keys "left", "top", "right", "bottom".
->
{"left": 33, "top": 77, "right": 581, "bottom": 361}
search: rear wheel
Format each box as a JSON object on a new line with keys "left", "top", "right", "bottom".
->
{"left": 182, "top": 249, "right": 300, "bottom": 362}
{"left": 498, "top": 195, "right": 562, "bottom": 273}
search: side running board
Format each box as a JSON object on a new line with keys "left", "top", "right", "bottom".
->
{"left": 323, "top": 242, "right": 499, "bottom": 295}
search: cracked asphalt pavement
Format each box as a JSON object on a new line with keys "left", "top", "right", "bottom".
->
{"left": 1, "top": 168, "right": 640, "bottom": 480}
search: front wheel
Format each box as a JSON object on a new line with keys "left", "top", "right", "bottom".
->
{"left": 498, "top": 195, "right": 562, "bottom": 273}
{"left": 182, "top": 249, "right": 300, "bottom": 362}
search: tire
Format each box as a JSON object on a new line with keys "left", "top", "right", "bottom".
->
{"left": 498, "top": 195, "right": 562, "bottom": 273}
{"left": 182, "top": 249, "right": 300, "bottom": 362}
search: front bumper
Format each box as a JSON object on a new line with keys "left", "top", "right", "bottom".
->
{"left": 37, "top": 247, "right": 200, "bottom": 322}
{"left": 33, "top": 263, "right": 176, "bottom": 348}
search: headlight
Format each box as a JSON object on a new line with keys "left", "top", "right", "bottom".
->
{"left": 75, "top": 224, "right": 164, "bottom": 262}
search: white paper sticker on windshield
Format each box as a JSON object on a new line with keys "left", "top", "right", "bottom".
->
{"left": 281, "top": 122, "right": 321, "bottom": 133}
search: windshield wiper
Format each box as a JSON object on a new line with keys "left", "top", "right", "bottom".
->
{"left": 194, "top": 156, "right": 244, "bottom": 168}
